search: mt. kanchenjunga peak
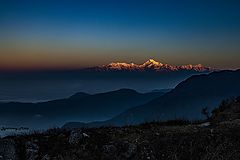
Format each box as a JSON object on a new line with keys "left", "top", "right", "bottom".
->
{"left": 93, "top": 59, "right": 212, "bottom": 72}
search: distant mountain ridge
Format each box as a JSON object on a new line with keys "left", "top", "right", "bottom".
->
{"left": 63, "top": 69, "right": 240, "bottom": 128}
{"left": 90, "top": 59, "right": 213, "bottom": 72}
{"left": 0, "top": 89, "right": 166, "bottom": 129}
{"left": 107, "top": 69, "right": 240, "bottom": 125}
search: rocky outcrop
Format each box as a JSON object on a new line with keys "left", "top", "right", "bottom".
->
{"left": 211, "top": 96, "right": 240, "bottom": 123}
{"left": 25, "top": 141, "right": 39, "bottom": 160}
{"left": 0, "top": 120, "right": 239, "bottom": 160}
{"left": 68, "top": 130, "right": 90, "bottom": 144}
{"left": 0, "top": 139, "right": 17, "bottom": 160}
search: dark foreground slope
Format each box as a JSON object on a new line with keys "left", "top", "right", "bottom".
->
{"left": 1, "top": 97, "right": 240, "bottom": 160}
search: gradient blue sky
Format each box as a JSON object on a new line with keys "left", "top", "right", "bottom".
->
{"left": 0, "top": 0, "right": 240, "bottom": 70}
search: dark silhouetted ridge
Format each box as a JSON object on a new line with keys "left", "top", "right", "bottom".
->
{"left": 64, "top": 69, "right": 240, "bottom": 128}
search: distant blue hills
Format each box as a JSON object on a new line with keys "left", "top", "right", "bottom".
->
{"left": 64, "top": 69, "right": 240, "bottom": 128}
{"left": 1, "top": 68, "right": 240, "bottom": 130}
{"left": 0, "top": 89, "right": 166, "bottom": 129}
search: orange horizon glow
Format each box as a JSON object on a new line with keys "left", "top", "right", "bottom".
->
{"left": 0, "top": 43, "right": 240, "bottom": 71}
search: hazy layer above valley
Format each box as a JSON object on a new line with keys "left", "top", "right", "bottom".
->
{"left": 0, "top": 59, "right": 211, "bottom": 102}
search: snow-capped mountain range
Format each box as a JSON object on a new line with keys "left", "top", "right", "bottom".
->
{"left": 92, "top": 59, "right": 213, "bottom": 72}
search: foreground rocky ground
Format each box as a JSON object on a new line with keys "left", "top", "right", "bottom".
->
{"left": 1, "top": 97, "right": 240, "bottom": 160}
